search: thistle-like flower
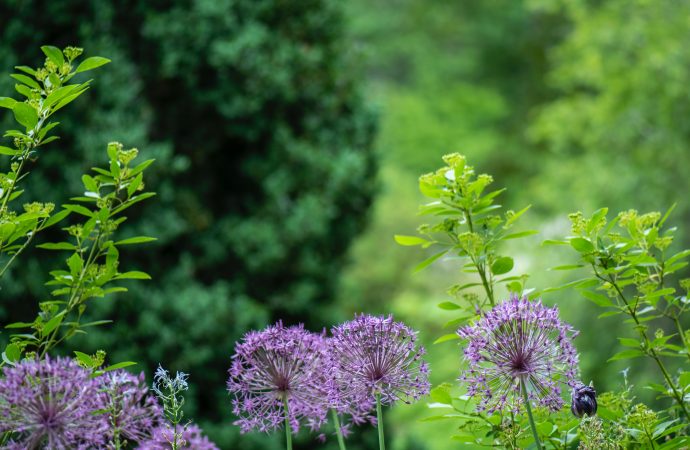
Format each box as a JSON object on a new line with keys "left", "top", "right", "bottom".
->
{"left": 227, "top": 322, "right": 331, "bottom": 434}
{"left": 571, "top": 382, "right": 597, "bottom": 418}
{"left": 0, "top": 357, "right": 107, "bottom": 449}
{"left": 100, "top": 370, "right": 162, "bottom": 446}
{"left": 330, "top": 314, "right": 430, "bottom": 406}
{"left": 458, "top": 295, "right": 580, "bottom": 414}
{"left": 136, "top": 423, "right": 219, "bottom": 450}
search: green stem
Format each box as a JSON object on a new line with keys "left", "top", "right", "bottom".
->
{"left": 376, "top": 393, "right": 385, "bottom": 450}
{"left": 331, "top": 409, "right": 347, "bottom": 450}
{"left": 284, "top": 396, "right": 292, "bottom": 450}
{"left": 520, "top": 378, "right": 542, "bottom": 450}
{"left": 672, "top": 316, "right": 690, "bottom": 363}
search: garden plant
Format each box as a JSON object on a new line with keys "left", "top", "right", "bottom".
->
{"left": 1, "top": 44, "right": 690, "bottom": 450}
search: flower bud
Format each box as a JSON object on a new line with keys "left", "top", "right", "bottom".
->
{"left": 571, "top": 382, "right": 597, "bottom": 418}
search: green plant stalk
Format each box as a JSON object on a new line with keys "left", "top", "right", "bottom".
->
{"left": 672, "top": 316, "right": 690, "bottom": 363}
{"left": 464, "top": 209, "right": 495, "bottom": 307}
{"left": 331, "top": 409, "right": 347, "bottom": 450}
{"left": 603, "top": 274, "right": 690, "bottom": 421}
{"left": 376, "top": 393, "right": 385, "bottom": 450}
{"left": 284, "top": 396, "right": 292, "bottom": 450}
{"left": 520, "top": 378, "right": 542, "bottom": 450}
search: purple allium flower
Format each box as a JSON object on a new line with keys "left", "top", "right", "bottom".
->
{"left": 136, "top": 423, "right": 219, "bottom": 450}
{"left": 330, "top": 314, "right": 430, "bottom": 406}
{"left": 99, "top": 370, "right": 162, "bottom": 445}
{"left": 458, "top": 294, "right": 580, "bottom": 414}
{"left": 0, "top": 357, "right": 107, "bottom": 449}
{"left": 227, "top": 322, "right": 331, "bottom": 434}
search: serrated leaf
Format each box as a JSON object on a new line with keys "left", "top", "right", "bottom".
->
{"left": 75, "top": 57, "right": 111, "bottom": 73}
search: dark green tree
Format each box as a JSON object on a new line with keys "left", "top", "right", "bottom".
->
{"left": 0, "top": 0, "right": 377, "bottom": 447}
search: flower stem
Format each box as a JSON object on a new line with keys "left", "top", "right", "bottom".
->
{"left": 520, "top": 378, "right": 542, "bottom": 450}
{"left": 284, "top": 396, "right": 292, "bottom": 450}
{"left": 331, "top": 409, "right": 347, "bottom": 450}
{"left": 376, "top": 393, "right": 386, "bottom": 450}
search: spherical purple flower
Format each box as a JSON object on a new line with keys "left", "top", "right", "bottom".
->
{"left": 458, "top": 294, "right": 580, "bottom": 414}
{"left": 99, "top": 370, "right": 162, "bottom": 445}
{"left": 330, "top": 314, "right": 430, "bottom": 406}
{"left": 136, "top": 423, "right": 219, "bottom": 450}
{"left": 227, "top": 322, "right": 331, "bottom": 434}
{"left": 0, "top": 357, "right": 108, "bottom": 449}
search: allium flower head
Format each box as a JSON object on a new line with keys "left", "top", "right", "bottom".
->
{"left": 136, "top": 423, "right": 219, "bottom": 450}
{"left": 458, "top": 295, "right": 580, "bottom": 414}
{"left": 0, "top": 356, "right": 107, "bottom": 449}
{"left": 100, "top": 370, "right": 162, "bottom": 445}
{"left": 227, "top": 322, "right": 331, "bottom": 433}
{"left": 330, "top": 314, "right": 430, "bottom": 406}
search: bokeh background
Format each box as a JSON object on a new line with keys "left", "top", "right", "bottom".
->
{"left": 2, "top": 0, "right": 690, "bottom": 448}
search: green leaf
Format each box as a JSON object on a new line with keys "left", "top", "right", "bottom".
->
{"left": 37, "top": 242, "right": 78, "bottom": 251}
{"left": 42, "top": 312, "right": 65, "bottom": 336}
{"left": 548, "top": 264, "right": 584, "bottom": 271}
{"left": 433, "top": 333, "right": 461, "bottom": 344}
{"left": 115, "top": 271, "right": 151, "bottom": 280}
{"left": 491, "top": 256, "right": 514, "bottom": 275}
{"left": 0, "top": 97, "right": 17, "bottom": 109}
{"left": 570, "top": 237, "right": 594, "bottom": 253}
{"left": 608, "top": 349, "right": 645, "bottom": 362}
{"left": 502, "top": 230, "right": 538, "bottom": 240}
{"left": 581, "top": 290, "right": 615, "bottom": 308}
{"left": 41, "top": 45, "right": 65, "bottom": 66}
{"left": 10, "top": 73, "right": 41, "bottom": 90}
{"left": 0, "top": 146, "right": 19, "bottom": 155}
{"left": 75, "top": 57, "right": 111, "bottom": 73}
{"left": 3, "top": 343, "right": 21, "bottom": 363}
{"left": 12, "top": 102, "right": 38, "bottom": 129}
{"left": 430, "top": 384, "right": 453, "bottom": 405}
{"left": 63, "top": 204, "right": 94, "bottom": 217}
{"left": 394, "top": 235, "right": 430, "bottom": 246}
{"left": 73, "top": 351, "right": 95, "bottom": 367}
{"left": 414, "top": 250, "right": 448, "bottom": 273}
{"left": 586, "top": 208, "right": 608, "bottom": 234}
{"left": 115, "top": 236, "right": 157, "bottom": 246}
{"left": 437, "top": 302, "right": 461, "bottom": 310}
{"left": 103, "top": 361, "right": 137, "bottom": 372}
{"left": 67, "top": 253, "right": 83, "bottom": 276}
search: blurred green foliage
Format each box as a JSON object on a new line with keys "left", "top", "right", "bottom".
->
{"left": 0, "top": 0, "right": 376, "bottom": 448}
{"left": 340, "top": 0, "right": 690, "bottom": 448}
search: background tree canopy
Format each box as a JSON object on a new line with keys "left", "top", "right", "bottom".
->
{"left": 0, "top": 0, "right": 377, "bottom": 447}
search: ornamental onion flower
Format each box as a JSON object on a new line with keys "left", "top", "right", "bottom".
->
{"left": 0, "top": 357, "right": 108, "bottom": 449}
{"left": 331, "top": 314, "right": 430, "bottom": 450}
{"left": 227, "top": 322, "right": 331, "bottom": 438}
{"left": 330, "top": 314, "right": 430, "bottom": 406}
{"left": 136, "top": 423, "right": 219, "bottom": 450}
{"left": 458, "top": 294, "right": 580, "bottom": 414}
